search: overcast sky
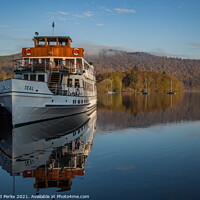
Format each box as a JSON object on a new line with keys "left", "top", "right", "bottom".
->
{"left": 0, "top": 0, "right": 200, "bottom": 58}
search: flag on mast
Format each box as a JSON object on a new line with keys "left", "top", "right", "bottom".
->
{"left": 52, "top": 22, "right": 55, "bottom": 28}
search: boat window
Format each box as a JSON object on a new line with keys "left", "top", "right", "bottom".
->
{"left": 24, "top": 58, "right": 29, "bottom": 64}
{"left": 55, "top": 59, "right": 63, "bottom": 66}
{"left": 58, "top": 38, "right": 67, "bottom": 46}
{"left": 49, "top": 41, "right": 57, "bottom": 46}
{"left": 38, "top": 74, "right": 45, "bottom": 82}
{"left": 36, "top": 38, "right": 46, "bottom": 46}
{"left": 30, "top": 74, "right": 36, "bottom": 81}
{"left": 76, "top": 58, "right": 82, "bottom": 65}
{"left": 24, "top": 74, "right": 28, "bottom": 80}
{"left": 46, "top": 37, "right": 56, "bottom": 46}
{"left": 39, "top": 41, "right": 45, "bottom": 46}
{"left": 67, "top": 79, "right": 72, "bottom": 87}
{"left": 61, "top": 41, "right": 66, "bottom": 45}
{"left": 75, "top": 79, "right": 80, "bottom": 88}
{"left": 32, "top": 59, "right": 39, "bottom": 64}
{"left": 66, "top": 59, "right": 74, "bottom": 67}
{"left": 41, "top": 58, "right": 50, "bottom": 64}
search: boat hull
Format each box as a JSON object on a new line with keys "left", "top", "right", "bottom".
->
{"left": 0, "top": 79, "right": 97, "bottom": 127}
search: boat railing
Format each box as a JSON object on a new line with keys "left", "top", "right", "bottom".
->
{"left": 14, "top": 60, "right": 84, "bottom": 74}
{"left": 14, "top": 60, "right": 52, "bottom": 72}
{"left": 83, "top": 70, "right": 95, "bottom": 81}
{"left": 48, "top": 83, "right": 86, "bottom": 96}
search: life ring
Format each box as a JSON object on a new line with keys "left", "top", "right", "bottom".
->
{"left": 25, "top": 48, "right": 32, "bottom": 55}
{"left": 72, "top": 48, "right": 79, "bottom": 56}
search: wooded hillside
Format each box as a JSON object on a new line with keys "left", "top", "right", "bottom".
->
{"left": 0, "top": 50, "right": 200, "bottom": 89}
{"left": 86, "top": 50, "right": 200, "bottom": 89}
{"left": 0, "top": 54, "right": 20, "bottom": 80}
{"left": 96, "top": 69, "right": 183, "bottom": 92}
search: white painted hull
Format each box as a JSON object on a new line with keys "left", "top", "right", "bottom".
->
{"left": 0, "top": 79, "right": 97, "bottom": 127}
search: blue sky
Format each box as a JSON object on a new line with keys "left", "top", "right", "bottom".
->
{"left": 0, "top": 0, "right": 200, "bottom": 58}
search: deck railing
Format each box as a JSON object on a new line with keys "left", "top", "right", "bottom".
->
{"left": 48, "top": 84, "right": 87, "bottom": 96}
{"left": 14, "top": 60, "right": 95, "bottom": 82}
{"left": 14, "top": 60, "right": 82, "bottom": 74}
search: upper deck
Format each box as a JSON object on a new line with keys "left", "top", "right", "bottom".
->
{"left": 22, "top": 36, "right": 85, "bottom": 58}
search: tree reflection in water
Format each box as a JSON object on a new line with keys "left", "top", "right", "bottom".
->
{"left": 97, "top": 92, "right": 200, "bottom": 131}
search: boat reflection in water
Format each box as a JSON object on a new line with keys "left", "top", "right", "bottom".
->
{"left": 0, "top": 108, "right": 97, "bottom": 192}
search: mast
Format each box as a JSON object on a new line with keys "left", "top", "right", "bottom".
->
{"left": 52, "top": 22, "right": 55, "bottom": 36}
{"left": 145, "top": 77, "right": 147, "bottom": 92}
{"left": 170, "top": 79, "right": 172, "bottom": 92}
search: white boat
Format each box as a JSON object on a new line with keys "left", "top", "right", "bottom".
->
{"left": 166, "top": 79, "right": 176, "bottom": 95}
{"left": 108, "top": 91, "right": 115, "bottom": 94}
{"left": 0, "top": 34, "right": 97, "bottom": 127}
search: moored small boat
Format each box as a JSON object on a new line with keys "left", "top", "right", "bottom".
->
{"left": 142, "top": 91, "right": 149, "bottom": 95}
{"left": 166, "top": 79, "right": 176, "bottom": 95}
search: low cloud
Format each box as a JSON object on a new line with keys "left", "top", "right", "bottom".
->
{"left": 96, "top": 24, "right": 105, "bottom": 26}
{"left": 0, "top": 34, "right": 30, "bottom": 41}
{"left": 74, "top": 11, "right": 94, "bottom": 18}
{"left": 0, "top": 25, "right": 10, "bottom": 28}
{"left": 114, "top": 8, "right": 136, "bottom": 13}
{"left": 0, "top": 48, "right": 21, "bottom": 56}
{"left": 47, "top": 11, "right": 68, "bottom": 15}
{"left": 104, "top": 8, "right": 112, "bottom": 12}
{"left": 74, "top": 41, "right": 139, "bottom": 56}
{"left": 103, "top": 7, "right": 136, "bottom": 14}
{"left": 74, "top": 41, "right": 199, "bottom": 59}
{"left": 188, "top": 43, "right": 200, "bottom": 47}
{"left": 58, "top": 17, "right": 67, "bottom": 21}
{"left": 83, "top": 11, "right": 94, "bottom": 17}
{"left": 149, "top": 49, "right": 199, "bottom": 59}
{"left": 58, "top": 11, "right": 69, "bottom": 15}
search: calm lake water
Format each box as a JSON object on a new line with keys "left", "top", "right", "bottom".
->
{"left": 1, "top": 92, "right": 200, "bottom": 200}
